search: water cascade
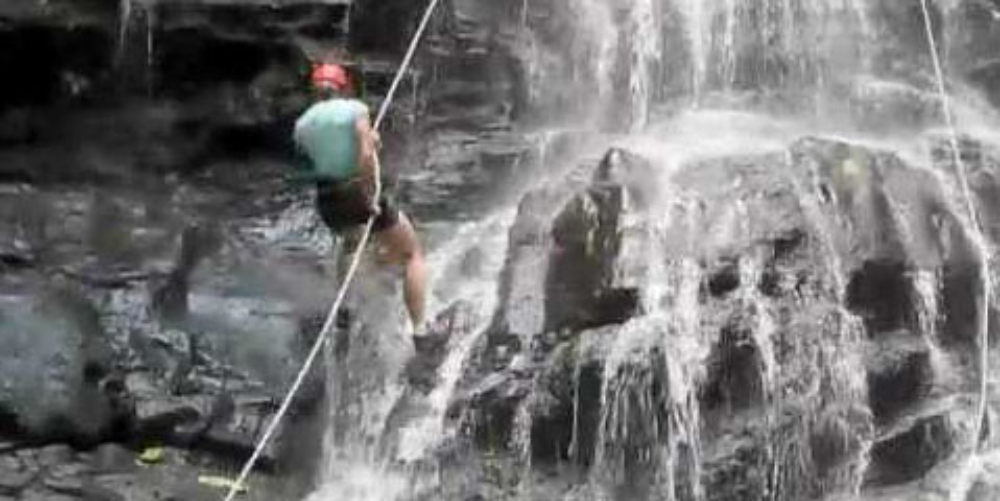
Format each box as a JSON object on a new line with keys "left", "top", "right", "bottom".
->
{"left": 305, "top": 0, "right": 1000, "bottom": 500}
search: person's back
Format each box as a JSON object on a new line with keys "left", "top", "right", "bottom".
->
{"left": 294, "top": 98, "right": 370, "bottom": 182}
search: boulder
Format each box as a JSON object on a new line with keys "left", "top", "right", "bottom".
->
{"left": 866, "top": 412, "right": 958, "bottom": 487}
{"left": 0, "top": 285, "right": 131, "bottom": 447}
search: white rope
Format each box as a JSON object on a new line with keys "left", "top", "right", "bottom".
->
{"left": 374, "top": 0, "right": 442, "bottom": 130}
{"left": 919, "top": 0, "right": 991, "bottom": 453}
{"left": 222, "top": 0, "right": 442, "bottom": 498}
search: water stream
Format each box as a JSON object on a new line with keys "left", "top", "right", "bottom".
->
{"left": 305, "top": 0, "right": 999, "bottom": 499}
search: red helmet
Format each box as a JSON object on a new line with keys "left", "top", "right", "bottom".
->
{"left": 311, "top": 63, "right": 351, "bottom": 92}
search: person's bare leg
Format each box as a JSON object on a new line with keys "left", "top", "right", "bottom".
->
{"left": 376, "top": 212, "right": 427, "bottom": 328}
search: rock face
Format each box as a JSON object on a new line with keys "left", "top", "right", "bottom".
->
{"left": 0, "top": 178, "right": 335, "bottom": 498}
{"left": 0, "top": 1, "right": 356, "bottom": 497}
{"left": 3, "top": 0, "right": 1000, "bottom": 500}
{"left": 438, "top": 134, "right": 994, "bottom": 500}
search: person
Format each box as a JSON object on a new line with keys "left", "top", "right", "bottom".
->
{"left": 293, "top": 62, "right": 428, "bottom": 336}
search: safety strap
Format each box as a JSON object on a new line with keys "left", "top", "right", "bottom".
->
{"left": 222, "top": 0, "right": 443, "bottom": 498}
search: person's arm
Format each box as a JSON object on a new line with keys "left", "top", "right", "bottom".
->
{"left": 355, "top": 111, "right": 381, "bottom": 211}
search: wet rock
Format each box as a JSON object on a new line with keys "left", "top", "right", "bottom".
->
{"left": 866, "top": 334, "right": 935, "bottom": 426}
{"left": 19, "top": 488, "right": 78, "bottom": 501}
{"left": 939, "top": 263, "right": 984, "bottom": 346}
{"left": 528, "top": 343, "right": 603, "bottom": 468}
{"left": 79, "top": 483, "right": 127, "bottom": 501}
{"left": 847, "top": 260, "right": 915, "bottom": 335}
{"left": 370, "top": 0, "right": 537, "bottom": 220}
{"left": 483, "top": 186, "right": 572, "bottom": 368}
{"left": 866, "top": 413, "right": 957, "bottom": 487}
{"left": 0, "top": 109, "right": 38, "bottom": 146}
{"left": 88, "top": 446, "right": 288, "bottom": 501}
{"left": 399, "top": 132, "right": 533, "bottom": 220}
{"left": 545, "top": 148, "right": 650, "bottom": 333}
{"left": 463, "top": 371, "right": 533, "bottom": 452}
{"left": 0, "top": 453, "right": 37, "bottom": 496}
{"left": 701, "top": 315, "right": 770, "bottom": 417}
{"left": 88, "top": 444, "right": 138, "bottom": 476}
{"left": 42, "top": 461, "right": 89, "bottom": 496}
{"left": 952, "top": 138, "right": 1000, "bottom": 245}
{"left": 0, "top": 21, "right": 113, "bottom": 114}
{"left": 969, "top": 59, "right": 1000, "bottom": 108}
{"left": 0, "top": 285, "right": 132, "bottom": 447}
{"left": 703, "top": 435, "right": 772, "bottom": 501}
{"left": 849, "top": 78, "right": 942, "bottom": 133}
{"left": 810, "top": 407, "right": 871, "bottom": 479}
{"left": 405, "top": 301, "right": 471, "bottom": 392}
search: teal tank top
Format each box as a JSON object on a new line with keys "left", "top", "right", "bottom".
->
{"left": 293, "top": 99, "right": 369, "bottom": 181}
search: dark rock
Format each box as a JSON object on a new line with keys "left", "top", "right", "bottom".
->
{"left": 463, "top": 372, "right": 532, "bottom": 452}
{"left": 483, "top": 185, "right": 573, "bottom": 368}
{"left": 702, "top": 435, "right": 772, "bottom": 501}
{"left": 0, "top": 453, "right": 36, "bottom": 496}
{"left": 149, "top": 273, "right": 190, "bottom": 326}
{"left": 88, "top": 444, "right": 138, "bottom": 476}
{"left": 19, "top": 488, "right": 78, "bottom": 501}
{"left": 406, "top": 301, "right": 470, "bottom": 392}
{"left": 701, "top": 314, "right": 769, "bottom": 418}
{"left": 399, "top": 132, "right": 532, "bottom": 220}
{"left": 809, "top": 408, "right": 870, "bottom": 479}
{"left": 0, "top": 285, "right": 129, "bottom": 447}
{"left": 847, "top": 260, "right": 915, "bottom": 335}
{"left": 80, "top": 482, "right": 127, "bottom": 501}
{"left": 939, "top": 262, "right": 984, "bottom": 346}
{"left": 960, "top": 138, "right": 1000, "bottom": 243}
{"left": 42, "top": 461, "right": 89, "bottom": 496}
{"left": 528, "top": 344, "right": 602, "bottom": 468}
{"left": 969, "top": 59, "right": 1000, "bottom": 108}
{"left": 88, "top": 448, "right": 284, "bottom": 501}
{"left": 706, "top": 260, "right": 741, "bottom": 298}
{"left": 134, "top": 400, "right": 202, "bottom": 443}
{"left": 865, "top": 333, "right": 934, "bottom": 425}
{"left": 35, "top": 445, "right": 75, "bottom": 470}
{"left": 0, "top": 22, "right": 113, "bottom": 114}
{"left": 149, "top": 222, "right": 220, "bottom": 326}
{"left": 866, "top": 413, "right": 957, "bottom": 487}
{"left": 0, "top": 109, "right": 38, "bottom": 146}
{"left": 544, "top": 148, "right": 651, "bottom": 333}
{"left": 194, "top": 427, "right": 276, "bottom": 472}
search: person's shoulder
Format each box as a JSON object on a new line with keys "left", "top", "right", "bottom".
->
{"left": 297, "top": 100, "right": 328, "bottom": 121}
{"left": 347, "top": 99, "right": 370, "bottom": 115}
{"left": 296, "top": 99, "right": 367, "bottom": 126}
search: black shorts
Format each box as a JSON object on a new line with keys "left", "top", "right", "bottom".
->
{"left": 315, "top": 180, "right": 400, "bottom": 233}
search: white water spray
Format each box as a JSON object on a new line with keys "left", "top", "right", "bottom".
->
{"left": 918, "top": 0, "right": 992, "bottom": 454}
{"left": 116, "top": 0, "right": 132, "bottom": 66}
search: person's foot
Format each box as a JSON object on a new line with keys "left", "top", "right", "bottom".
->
{"left": 411, "top": 318, "right": 450, "bottom": 356}
{"left": 405, "top": 318, "right": 453, "bottom": 392}
{"left": 336, "top": 308, "right": 352, "bottom": 330}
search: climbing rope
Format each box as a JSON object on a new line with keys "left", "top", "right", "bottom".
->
{"left": 919, "top": 0, "right": 992, "bottom": 453}
{"left": 221, "top": 0, "right": 443, "bottom": 499}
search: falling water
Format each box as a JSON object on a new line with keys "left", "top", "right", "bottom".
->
{"left": 307, "top": 211, "right": 515, "bottom": 501}
{"left": 624, "top": 0, "right": 661, "bottom": 131}
{"left": 918, "top": 0, "right": 993, "bottom": 454}
{"left": 680, "top": 0, "right": 875, "bottom": 112}
{"left": 305, "top": 1, "right": 1000, "bottom": 499}
{"left": 146, "top": 3, "right": 156, "bottom": 96}
{"left": 116, "top": 0, "right": 133, "bottom": 67}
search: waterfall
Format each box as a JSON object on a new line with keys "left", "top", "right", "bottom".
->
{"left": 624, "top": 0, "right": 662, "bottom": 131}
{"left": 116, "top": 0, "right": 132, "bottom": 67}
{"left": 305, "top": 1, "right": 1000, "bottom": 499}
{"left": 115, "top": 0, "right": 157, "bottom": 92}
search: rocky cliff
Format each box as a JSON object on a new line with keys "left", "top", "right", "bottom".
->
{"left": 3, "top": 0, "right": 1000, "bottom": 500}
